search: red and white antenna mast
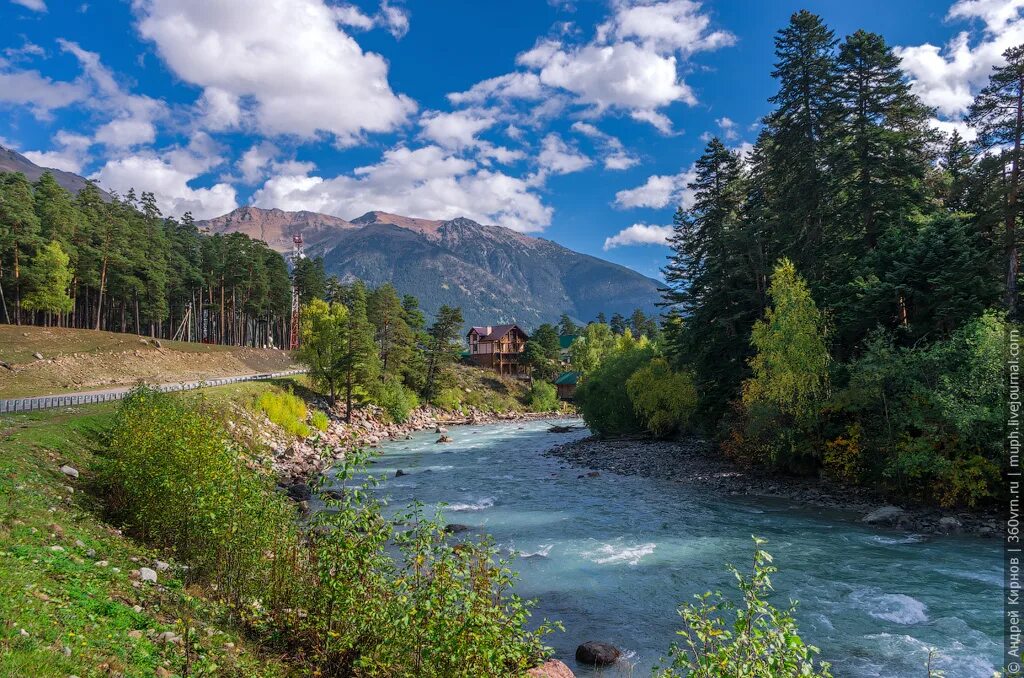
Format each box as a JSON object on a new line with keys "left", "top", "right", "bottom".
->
{"left": 289, "top": 233, "right": 304, "bottom": 350}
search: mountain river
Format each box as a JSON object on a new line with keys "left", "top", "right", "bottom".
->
{"left": 327, "top": 418, "right": 1001, "bottom": 677}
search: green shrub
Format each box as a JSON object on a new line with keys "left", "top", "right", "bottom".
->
{"left": 99, "top": 388, "right": 298, "bottom": 608}
{"left": 376, "top": 379, "right": 420, "bottom": 423}
{"left": 432, "top": 386, "right": 464, "bottom": 411}
{"left": 310, "top": 409, "right": 330, "bottom": 432}
{"left": 526, "top": 381, "right": 559, "bottom": 412}
{"left": 626, "top": 358, "right": 698, "bottom": 437}
{"left": 657, "top": 537, "right": 832, "bottom": 678}
{"left": 258, "top": 389, "right": 311, "bottom": 437}
{"left": 575, "top": 345, "right": 656, "bottom": 436}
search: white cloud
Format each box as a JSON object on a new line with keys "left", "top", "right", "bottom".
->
{"left": 0, "top": 68, "right": 86, "bottom": 115}
{"left": 378, "top": 0, "right": 410, "bottom": 39}
{"left": 603, "top": 222, "right": 673, "bottom": 249}
{"left": 11, "top": 0, "right": 46, "bottom": 11}
{"left": 334, "top": 4, "right": 376, "bottom": 30}
{"left": 197, "top": 88, "right": 242, "bottom": 131}
{"left": 716, "top": 116, "right": 738, "bottom": 140}
{"left": 92, "top": 139, "right": 237, "bottom": 219}
{"left": 596, "top": 0, "right": 735, "bottom": 56}
{"left": 448, "top": 72, "right": 546, "bottom": 105}
{"left": 253, "top": 144, "right": 552, "bottom": 233}
{"left": 22, "top": 131, "right": 92, "bottom": 173}
{"left": 537, "top": 133, "right": 592, "bottom": 175}
{"left": 419, "top": 108, "right": 498, "bottom": 149}
{"left": 134, "top": 0, "right": 416, "bottom": 144}
{"left": 897, "top": 0, "right": 1024, "bottom": 118}
{"left": 445, "top": 0, "right": 730, "bottom": 131}
{"left": 571, "top": 121, "right": 639, "bottom": 170}
{"left": 59, "top": 39, "right": 165, "bottom": 148}
{"left": 237, "top": 142, "right": 280, "bottom": 184}
{"left": 614, "top": 165, "right": 697, "bottom": 209}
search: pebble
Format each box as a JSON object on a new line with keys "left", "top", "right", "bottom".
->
{"left": 138, "top": 567, "right": 158, "bottom": 583}
{"left": 59, "top": 465, "right": 79, "bottom": 479}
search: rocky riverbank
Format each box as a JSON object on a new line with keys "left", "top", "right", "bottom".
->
{"left": 261, "top": 402, "right": 570, "bottom": 485}
{"left": 546, "top": 436, "right": 1001, "bottom": 538}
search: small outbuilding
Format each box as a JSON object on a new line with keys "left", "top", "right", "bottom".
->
{"left": 553, "top": 371, "right": 580, "bottom": 401}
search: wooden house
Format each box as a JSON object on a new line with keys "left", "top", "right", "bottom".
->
{"left": 554, "top": 371, "right": 580, "bottom": 400}
{"left": 466, "top": 324, "right": 529, "bottom": 377}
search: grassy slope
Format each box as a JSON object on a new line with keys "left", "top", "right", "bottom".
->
{"left": 0, "top": 326, "right": 298, "bottom": 398}
{"left": 0, "top": 398, "right": 290, "bottom": 677}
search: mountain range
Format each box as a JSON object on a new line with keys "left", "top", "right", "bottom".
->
{"left": 199, "top": 207, "right": 663, "bottom": 328}
{"left": 0, "top": 145, "right": 663, "bottom": 328}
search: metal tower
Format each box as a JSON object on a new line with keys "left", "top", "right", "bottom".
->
{"left": 289, "top": 233, "right": 304, "bottom": 350}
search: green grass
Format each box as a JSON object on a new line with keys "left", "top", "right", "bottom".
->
{"left": 0, "top": 405, "right": 288, "bottom": 677}
{"left": 257, "top": 389, "right": 311, "bottom": 438}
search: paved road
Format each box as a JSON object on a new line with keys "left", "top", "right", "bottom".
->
{"left": 0, "top": 369, "right": 307, "bottom": 414}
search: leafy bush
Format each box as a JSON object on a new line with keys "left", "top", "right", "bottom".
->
{"left": 575, "top": 344, "right": 656, "bottom": 436}
{"left": 310, "top": 409, "right": 330, "bottom": 432}
{"left": 99, "top": 388, "right": 298, "bottom": 607}
{"left": 376, "top": 379, "right": 420, "bottom": 423}
{"left": 657, "top": 537, "right": 832, "bottom": 678}
{"left": 526, "top": 381, "right": 559, "bottom": 412}
{"left": 832, "top": 311, "right": 1007, "bottom": 506}
{"left": 432, "top": 386, "right": 464, "bottom": 412}
{"left": 98, "top": 391, "right": 559, "bottom": 676}
{"left": 625, "top": 358, "right": 698, "bottom": 437}
{"left": 258, "top": 389, "right": 311, "bottom": 437}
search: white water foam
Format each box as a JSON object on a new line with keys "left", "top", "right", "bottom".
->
{"left": 447, "top": 497, "right": 495, "bottom": 512}
{"left": 869, "top": 534, "right": 926, "bottom": 546}
{"left": 851, "top": 589, "right": 929, "bottom": 624}
{"left": 520, "top": 544, "right": 553, "bottom": 559}
{"left": 583, "top": 542, "right": 657, "bottom": 566}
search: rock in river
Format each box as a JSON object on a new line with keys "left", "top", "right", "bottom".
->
{"left": 861, "top": 505, "right": 907, "bottom": 526}
{"left": 575, "top": 641, "right": 621, "bottom": 666}
{"left": 528, "top": 659, "right": 575, "bottom": 677}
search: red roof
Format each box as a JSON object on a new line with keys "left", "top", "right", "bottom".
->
{"left": 467, "top": 324, "right": 525, "bottom": 340}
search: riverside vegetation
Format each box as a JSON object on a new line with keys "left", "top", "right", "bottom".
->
{"left": 570, "top": 10, "right": 1012, "bottom": 513}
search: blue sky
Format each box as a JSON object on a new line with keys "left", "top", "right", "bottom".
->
{"left": 0, "top": 0, "right": 1017, "bottom": 279}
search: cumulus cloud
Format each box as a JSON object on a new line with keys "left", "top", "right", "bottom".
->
{"left": 92, "top": 134, "right": 237, "bottom": 219}
{"left": 603, "top": 222, "right": 673, "bottom": 249}
{"left": 59, "top": 39, "right": 164, "bottom": 148}
{"left": 22, "top": 131, "right": 92, "bottom": 173}
{"left": 0, "top": 67, "right": 86, "bottom": 116}
{"left": 419, "top": 108, "right": 498, "bottom": 149}
{"left": 11, "top": 0, "right": 46, "bottom": 11}
{"left": 571, "top": 121, "right": 639, "bottom": 169}
{"left": 378, "top": 0, "right": 410, "bottom": 39}
{"left": 133, "top": 0, "right": 416, "bottom": 144}
{"left": 536, "top": 133, "right": 592, "bottom": 176}
{"left": 614, "top": 165, "right": 697, "bottom": 209}
{"left": 254, "top": 144, "right": 552, "bottom": 232}
{"left": 447, "top": 0, "right": 732, "bottom": 132}
{"left": 897, "top": 0, "right": 1024, "bottom": 118}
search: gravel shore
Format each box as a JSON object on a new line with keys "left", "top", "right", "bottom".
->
{"left": 546, "top": 435, "right": 1001, "bottom": 538}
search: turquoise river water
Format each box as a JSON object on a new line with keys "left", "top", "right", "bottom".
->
{"left": 329, "top": 419, "right": 1002, "bottom": 677}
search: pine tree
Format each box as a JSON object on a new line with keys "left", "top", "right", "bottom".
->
{"left": 339, "top": 281, "right": 379, "bottom": 422}
{"left": 557, "top": 313, "right": 579, "bottom": 337}
{"left": 423, "top": 305, "right": 464, "bottom": 401}
{"left": 940, "top": 130, "right": 975, "bottom": 213}
{"left": 0, "top": 172, "right": 41, "bottom": 323}
{"left": 761, "top": 10, "right": 838, "bottom": 277}
{"left": 832, "top": 30, "right": 935, "bottom": 251}
{"left": 967, "top": 44, "right": 1024, "bottom": 319}
{"left": 610, "top": 312, "right": 627, "bottom": 335}
{"left": 367, "top": 283, "right": 413, "bottom": 382}
{"left": 663, "top": 137, "right": 756, "bottom": 418}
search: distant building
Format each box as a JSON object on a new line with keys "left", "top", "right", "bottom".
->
{"left": 558, "top": 334, "right": 578, "bottom": 363}
{"left": 466, "top": 324, "right": 529, "bottom": 377}
{"left": 554, "top": 371, "right": 580, "bottom": 400}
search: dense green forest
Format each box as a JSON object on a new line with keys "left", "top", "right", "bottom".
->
{"left": 0, "top": 173, "right": 294, "bottom": 346}
{"left": 574, "top": 11, "right": 1012, "bottom": 509}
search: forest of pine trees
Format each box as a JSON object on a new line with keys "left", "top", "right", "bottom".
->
{"left": 656, "top": 10, "right": 1010, "bottom": 506}
{"left": 0, "top": 172, "right": 294, "bottom": 346}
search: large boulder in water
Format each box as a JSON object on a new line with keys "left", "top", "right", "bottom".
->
{"left": 527, "top": 659, "right": 575, "bottom": 677}
{"left": 861, "top": 505, "right": 907, "bottom": 526}
{"left": 283, "top": 483, "right": 312, "bottom": 502}
{"left": 575, "top": 641, "right": 621, "bottom": 666}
